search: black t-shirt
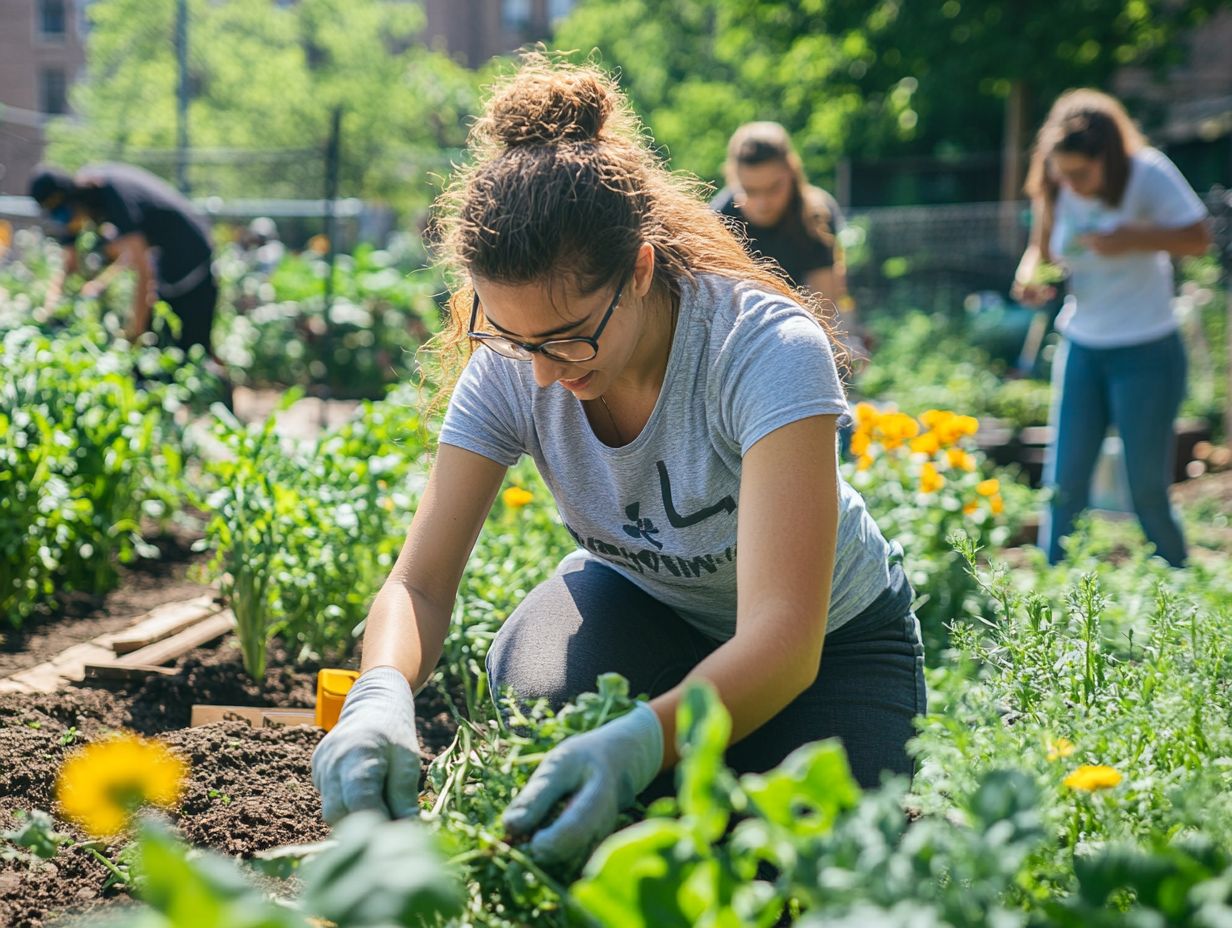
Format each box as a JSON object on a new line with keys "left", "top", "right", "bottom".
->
{"left": 711, "top": 186, "right": 841, "bottom": 288}
{"left": 68, "top": 164, "right": 213, "bottom": 291}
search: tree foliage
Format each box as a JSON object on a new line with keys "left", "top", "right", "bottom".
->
{"left": 555, "top": 0, "right": 1222, "bottom": 187}
{"left": 47, "top": 0, "right": 481, "bottom": 213}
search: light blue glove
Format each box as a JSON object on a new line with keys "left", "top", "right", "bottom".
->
{"left": 503, "top": 702, "right": 663, "bottom": 865}
{"left": 311, "top": 666, "right": 422, "bottom": 825}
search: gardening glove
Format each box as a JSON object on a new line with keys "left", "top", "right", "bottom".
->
{"left": 503, "top": 702, "right": 663, "bottom": 866}
{"left": 311, "top": 665, "right": 421, "bottom": 825}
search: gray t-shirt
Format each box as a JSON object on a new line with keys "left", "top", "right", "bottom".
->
{"left": 439, "top": 272, "right": 898, "bottom": 640}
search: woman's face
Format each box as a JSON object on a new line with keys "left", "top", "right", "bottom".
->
{"left": 732, "top": 160, "right": 795, "bottom": 227}
{"left": 1050, "top": 151, "right": 1105, "bottom": 199}
{"left": 470, "top": 248, "right": 656, "bottom": 400}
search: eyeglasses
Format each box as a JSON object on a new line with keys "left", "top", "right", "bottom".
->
{"left": 468, "top": 281, "right": 625, "bottom": 363}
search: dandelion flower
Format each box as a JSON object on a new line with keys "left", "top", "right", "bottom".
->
{"left": 1063, "top": 764, "right": 1122, "bottom": 792}
{"left": 976, "top": 478, "right": 1000, "bottom": 497}
{"left": 502, "top": 486, "right": 534, "bottom": 509}
{"left": 1047, "top": 738, "right": 1076, "bottom": 761}
{"left": 919, "top": 461, "right": 945, "bottom": 494}
{"left": 56, "top": 735, "right": 187, "bottom": 838}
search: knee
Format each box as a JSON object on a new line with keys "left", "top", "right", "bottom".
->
{"left": 485, "top": 610, "right": 573, "bottom": 713}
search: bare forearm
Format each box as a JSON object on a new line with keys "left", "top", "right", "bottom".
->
{"left": 1124, "top": 223, "right": 1211, "bottom": 257}
{"left": 359, "top": 580, "right": 453, "bottom": 691}
{"left": 651, "top": 618, "right": 824, "bottom": 769}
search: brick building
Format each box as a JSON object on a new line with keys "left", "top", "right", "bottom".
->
{"left": 0, "top": 0, "right": 87, "bottom": 195}
{"left": 419, "top": 0, "right": 577, "bottom": 68}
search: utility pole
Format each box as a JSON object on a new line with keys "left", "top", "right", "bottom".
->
{"left": 175, "top": 0, "right": 190, "bottom": 194}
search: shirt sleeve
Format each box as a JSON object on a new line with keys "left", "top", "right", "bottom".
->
{"left": 438, "top": 348, "right": 528, "bottom": 467}
{"left": 1141, "top": 152, "right": 1208, "bottom": 228}
{"left": 718, "top": 295, "right": 851, "bottom": 455}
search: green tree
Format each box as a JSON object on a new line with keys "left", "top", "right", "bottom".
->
{"left": 555, "top": 0, "right": 1223, "bottom": 196}
{"left": 47, "top": 0, "right": 480, "bottom": 214}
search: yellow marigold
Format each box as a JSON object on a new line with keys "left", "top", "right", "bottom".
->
{"left": 849, "top": 430, "right": 872, "bottom": 457}
{"left": 919, "top": 409, "right": 952, "bottom": 430}
{"left": 1047, "top": 737, "right": 1076, "bottom": 762}
{"left": 990, "top": 493, "right": 1004, "bottom": 515}
{"left": 1063, "top": 764, "right": 1122, "bottom": 792}
{"left": 856, "top": 453, "right": 874, "bottom": 471}
{"left": 919, "top": 461, "right": 945, "bottom": 494}
{"left": 502, "top": 486, "right": 534, "bottom": 509}
{"left": 909, "top": 432, "right": 940, "bottom": 455}
{"left": 962, "top": 501, "right": 979, "bottom": 516}
{"left": 57, "top": 735, "right": 187, "bottom": 838}
{"left": 875, "top": 412, "right": 920, "bottom": 449}
{"left": 854, "top": 402, "right": 881, "bottom": 429}
{"left": 946, "top": 448, "right": 976, "bottom": 472}
{"left": 976, "top": 478, "right": 1000, "bottom": 497}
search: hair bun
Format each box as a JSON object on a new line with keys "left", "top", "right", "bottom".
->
{"left": 489, "top": 68, "right": 613, "bottom": 147}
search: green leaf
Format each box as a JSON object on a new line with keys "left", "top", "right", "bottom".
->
{"left": 740, "top": 739, "right": 860, "bottom": 839}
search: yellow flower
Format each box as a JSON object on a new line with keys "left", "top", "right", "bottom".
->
{"left": 919, "top": 461, "right": 945, "bottom": 494}
{"left": 1047, "top": 737, "right": 1076, "bottom": 762}
{"left": 502, "top": 486, "right": 534, "bottom": 509}
{"left": 909, "top": 432, "right": 940, "bottom": 455}
{"left": 849, "top": 430, "right": 872, "bottom": 457}
{"left": 990, "top": 493, "right": 1004, "bottom": 515}
{"left": 854, "top": 402, "right": 881, "bottom": 429}
{"left": 976, "top": 478, "right": 1000, "bottom": 497}
{"left": 856, "top": 453, "right": 874, "bottom": 472}
{"left": 1063, "top": 764, "right": 1122, "bottom": 792}
{"left": 963, "top": 500, "right": 979, "bottom": 516}
{"left": 875, "top": 412, "right": 920, "bottom": 449}
{"left": 919, "top": 409, "right": 952, "bottom": 430}
{"left": 57, "top": 735, "right": 187, "bottom": 838}
{"left": 946, "top": 448, "right": 976, "bottom": 472}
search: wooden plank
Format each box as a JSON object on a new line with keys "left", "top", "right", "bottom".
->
{"left": 191, "top": 705, "right": 316, "bottom": 729}
{"left": 82, "top": 663, "right": 179, "bottom": 684}
{"left": 113, "top": 610, "right": 235, "bottom": 668}
{"left": 109, "top": 595, "right": 221, "bottom": 655}
{"left": 0, "top": 591, "right": 225, "bottom": 696}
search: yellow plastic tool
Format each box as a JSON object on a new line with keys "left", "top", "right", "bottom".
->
{"left": 315, "top": 669, "right": 360, "bottom": 731}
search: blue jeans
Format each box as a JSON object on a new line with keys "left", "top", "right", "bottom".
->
{"left": 1038, "top": 331, "right": 1187, "bottom": 566}
{"left": 486, "top": 557, "right": 925, "bottom": 791}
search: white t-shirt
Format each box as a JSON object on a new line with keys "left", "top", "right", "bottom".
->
{"left": 1050, "top": 147, "right": 1207, "bottom": 348}
{"left": 438, "top": 272, "right": 898, "bottom": 641}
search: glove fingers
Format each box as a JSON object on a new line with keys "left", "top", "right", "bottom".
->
{"left": 528, "top": 773, "right": 615, "bottom": 866}
{"left": 320, "top": 770, "right": 349, "bottom": 826}
{"left": 503, "top": 755, "right": 581, "bottom": 835}
{"left": 385, "top": 746, "right": 423, "bottom": 819}
{"left": 338, "top": 752, "right": 392, "bottom": 819}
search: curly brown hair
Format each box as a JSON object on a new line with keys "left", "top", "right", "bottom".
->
{"left": 424, "top": 53, "right": 844, "bottom": 404}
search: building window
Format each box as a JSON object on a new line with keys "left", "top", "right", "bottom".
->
{"left": 548, "top": 0, "right": 575, "bottom": 24}
{"left": 501, "top": 0, "right": 532, "bottom": 31}
{"left": 40, "top": 68, "right": 68, "bottom": 115}
{"left": 39, "top": 0, "right": 67, "bottom": 38}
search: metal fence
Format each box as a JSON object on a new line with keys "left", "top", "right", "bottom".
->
{"left": 847, "top": 187, "right": 1232, "bottom": 315}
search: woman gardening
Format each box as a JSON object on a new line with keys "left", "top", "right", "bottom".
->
{"left": 1012, "top": 89, "right": 1211, "bottom": 567}
{"left": 711, "top": 121, "right": 865, "bottom": 354}
{"left": 312, "top": 58, "right": 925, "bottom": 865}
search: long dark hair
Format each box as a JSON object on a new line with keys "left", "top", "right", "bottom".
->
{"left": 427, "top": 54, "right": 844, "bottom": 401}
{"left": 723, "top": 121, "right": 834, "bottom": 247}
{"left": 1024, "top": 89, "right": 1145, "bottom": 223}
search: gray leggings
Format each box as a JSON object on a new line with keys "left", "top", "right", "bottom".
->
{"left": 486, "top": 557, "right": 926, "bottom": 790}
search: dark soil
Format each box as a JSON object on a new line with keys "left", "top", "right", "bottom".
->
{"left": 0, "top": 638, "right": 460, "bottom": 928}
{"left": 0, "top": 527, "right": 213, "bottom": 678}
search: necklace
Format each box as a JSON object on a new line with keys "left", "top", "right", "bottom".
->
{"left": 595, "top": 293, "right": 679, "bottom": 447}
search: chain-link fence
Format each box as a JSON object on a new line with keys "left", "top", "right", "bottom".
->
{"left": 847, "top": 187, "right": 1232, "bottom": 316}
